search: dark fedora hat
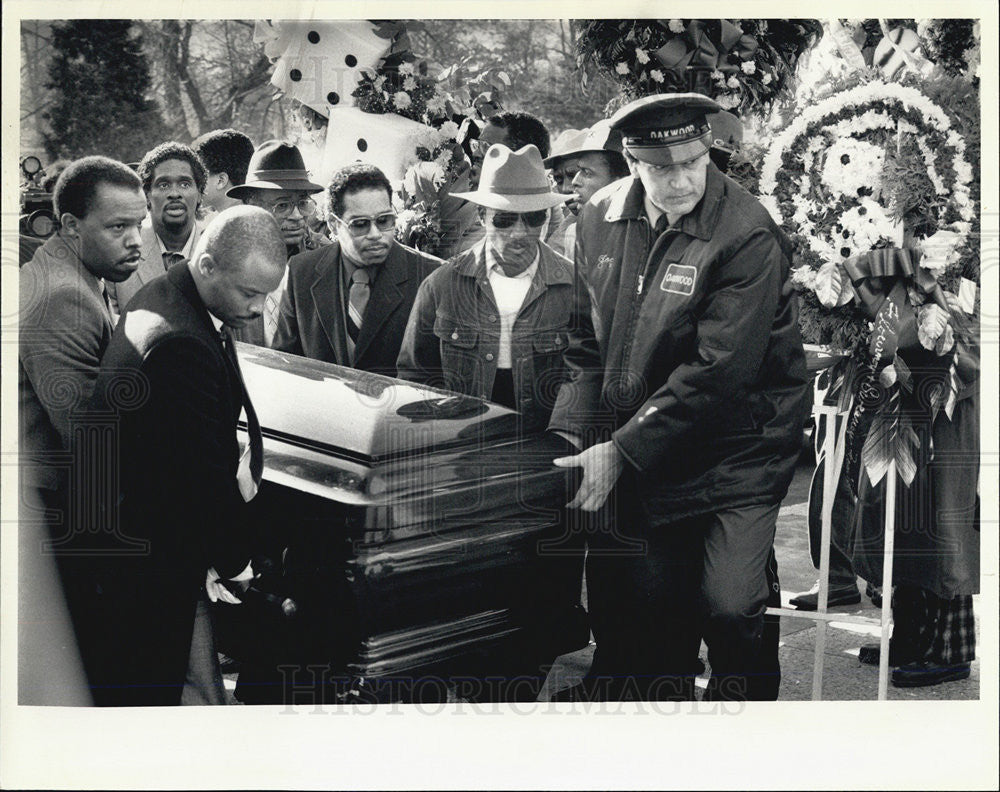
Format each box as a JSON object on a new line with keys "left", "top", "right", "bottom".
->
{"left": 227, "top": 139, "right": 323, "bottom": 198}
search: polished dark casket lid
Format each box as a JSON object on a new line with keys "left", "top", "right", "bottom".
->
{"left": 237, "top": 344, "right": 529, "bottom": 503}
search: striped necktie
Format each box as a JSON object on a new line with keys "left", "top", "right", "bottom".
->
{"left": 347, "top": 267, "right": 370, "bottom": 343}
{"left": 263, "top": 292, "right": 280, "bottom": 347}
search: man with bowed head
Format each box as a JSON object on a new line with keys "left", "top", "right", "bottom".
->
{"left": 81, "top": 206, "right": 287, "bottom": 706}
{"left": 549, "top": 93, "right": 809, "bottom": 701}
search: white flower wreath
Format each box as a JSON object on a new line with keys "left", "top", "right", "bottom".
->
{"left": 760, "top": 81, "right": 975, "bottom": 252}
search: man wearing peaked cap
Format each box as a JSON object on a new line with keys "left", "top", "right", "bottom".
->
{"left": 398, "top": 144, "right": 582, "bottom": 701}
{"left": 549, "top": 93, "right": 810, "bottom": 702}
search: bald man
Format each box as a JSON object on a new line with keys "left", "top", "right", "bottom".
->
{"left": 81, "top": 207, "right": 287, "bottom": 705}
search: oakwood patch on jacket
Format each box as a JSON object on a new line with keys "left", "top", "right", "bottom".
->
{"left": 549, "top": 166, "right": 811, "bottom": 523}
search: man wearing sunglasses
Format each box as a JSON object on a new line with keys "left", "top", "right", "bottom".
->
{"left": 397, "top": 144, "right": 580, "bottom": 701}
{"left": 270, "top": 163, "right": 440, "bottom": 377}
{"left": 225, "top": 140, "right": 329, "bottom": 346}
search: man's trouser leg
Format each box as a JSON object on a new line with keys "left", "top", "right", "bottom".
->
{"left": 701, "top": 502, "right": 780, "bottom": 702}
{"left": 583, "top": 478, "right": 702, "bottom": 701}
{"left": 181, "top": 594, "right": 227, "bottom": 705}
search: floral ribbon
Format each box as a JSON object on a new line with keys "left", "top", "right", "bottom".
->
{"left": 840, "top": 247, "right": 973, "bottom": 491}
{"left": 842, "top": 247, "right": 946, "bottom": 327}
{"left": 655, "top": 20, "right": 758, "bottom": 74}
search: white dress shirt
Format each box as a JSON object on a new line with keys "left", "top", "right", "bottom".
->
{"left": 485, "top": 245, "right": 539, "bottom": 369}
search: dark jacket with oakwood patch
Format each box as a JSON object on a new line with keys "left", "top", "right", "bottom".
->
{"left": 549, "top": 165, "right": 810, "bottom": 523}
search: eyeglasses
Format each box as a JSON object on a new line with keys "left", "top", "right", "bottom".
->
{"left": 489, "top": 210, "right": 548, "bottom": 229}
{"left": 268, "top": 198, "right": 318, "bottom": 219}
{"left": 333, "top": 211, "right": 397, "bottom": 236}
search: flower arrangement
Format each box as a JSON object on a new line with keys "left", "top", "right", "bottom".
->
{"left": 394, "top": 126, "right": 474, "bottom": 256}
{"left": 760, "top": 70, "right": 980, "bottom": 487}
{"left": 576, "top": 19, "right": 823, "bottom": 115}
{"left": 759, "top": 76, "right": 976, "bottom": 355}
{"left": 346, "top": 21, "right": 486, "bottom": 257}
{"left": 352, "top": 21, "right": 456, "bottom": 126}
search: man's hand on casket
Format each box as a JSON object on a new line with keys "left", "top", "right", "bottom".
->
{"left": 553, "top": 440, "right": 624, "bottom": 512}
{"left": 205, "top": 562, "right": 254, "bottom": 605}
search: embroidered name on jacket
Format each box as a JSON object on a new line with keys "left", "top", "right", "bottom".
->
{"left": 660, "top": 263, "right": 697, "bottom": 295}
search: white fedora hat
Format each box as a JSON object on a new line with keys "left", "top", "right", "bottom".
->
{"left": 451, "top": 144, "right": 569, "bottom": 212}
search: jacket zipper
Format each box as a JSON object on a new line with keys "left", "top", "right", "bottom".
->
{"left": 619, "top": 217, "right": 653, "bottom": 378}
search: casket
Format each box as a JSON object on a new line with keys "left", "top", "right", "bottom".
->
{"left": 219, "top": 344, "right": 589, "bottom": 703}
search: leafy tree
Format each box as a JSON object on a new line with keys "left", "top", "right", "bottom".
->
{"left": 42, "top": 20, "right": 168, "bottom": 162}
{"left": 415, "top": 20, "right": 620, "bottom": 133}
{"left": 138, "top": 20, "right": 276, "bottom": 141}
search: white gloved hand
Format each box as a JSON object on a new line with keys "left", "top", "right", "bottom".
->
{"left": 205, "top": 566, "right": 244, "bottom": 605}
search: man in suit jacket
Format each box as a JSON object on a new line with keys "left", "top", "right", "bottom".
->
{"left": 18, "top": 156, "right": 147, "bottom": 705}
{"left": 272, "top": 163, "right": 440, "bottom": 377}
{"left": 107, "top": 142, "right": 206, "bottom": 315}
{"left": 83, "top": 206, "right": 287, "bottom": 706}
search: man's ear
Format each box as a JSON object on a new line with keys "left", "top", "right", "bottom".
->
{"left": 60, "top": 213, "right": 81, "bottom": 238}
{"left": 195, "top": 251, "right": 216, "bottom": 277}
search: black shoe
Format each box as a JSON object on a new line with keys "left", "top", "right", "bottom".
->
{"left": 891, "top": 661, "right": 971, "bottom": 688}
{"left": 789, "top": 584, "right": 862, "bottom": 610}
{"left": 858, "top": 643, "right": 913, "bottom": 667}
{"left": 866, "top": 582, "right": 883, "bottom": 607}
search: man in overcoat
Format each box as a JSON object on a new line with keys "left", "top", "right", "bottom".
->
{"left": 82, "top": 206, "right": 287, "bottom": 705}
{"left": 549, "top": 94, "right": 810, "bottom": 701}
{"left": 18, "top": 156, "right": 147, "bottom": 704}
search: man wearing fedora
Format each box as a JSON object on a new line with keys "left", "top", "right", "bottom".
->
{"left": 106, "top": 142, "right": 207, "bottom": 316}
{"left": 543, "top": 120, "right": 630, "bottom": 257}
{"left": 398, "top": 143, "right": 574, "bottom": 433}
{"left": 397, "top": 145, "right": 581, "bottom": 701}
{"left": 226, "top": 140, "right": 329, "bottom": 345}
{"left": 549, "top": 94, "right": 810, "bottom": 701}
{"left": 271, "top": 162, "right": 441, "bottom": 378}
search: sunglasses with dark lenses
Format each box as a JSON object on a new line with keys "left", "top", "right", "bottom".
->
{"left": 335, "top": 212, "right": 398, "bottom": 236}
{"left": 490, "top": 210, "right": 548, "bottom": 229}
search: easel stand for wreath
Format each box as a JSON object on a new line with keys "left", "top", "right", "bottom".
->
{"left": 767, "top": 382, "right": 897, "bottom": 701}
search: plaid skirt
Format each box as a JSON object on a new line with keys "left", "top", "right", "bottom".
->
{"left": 893, "top": 585, "right": 976, "bottom": 665}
